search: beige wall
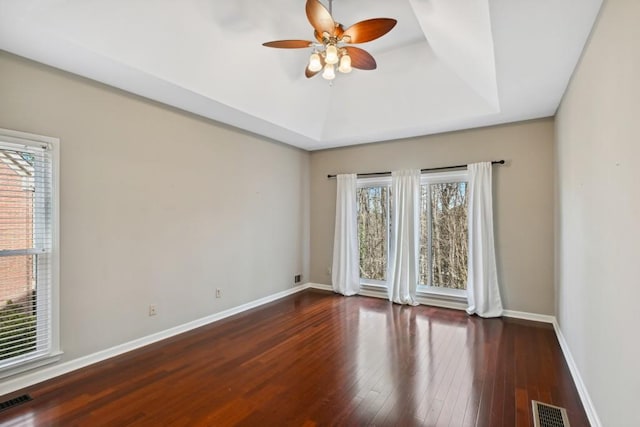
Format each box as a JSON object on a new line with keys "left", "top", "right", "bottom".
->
{"left": 310, "top": 119, "right": 555, "bottom": 314}
{"left": 555, "top": 0, "right": 640, "bottom": 425}
{"left": 0, "top": 52, "right": 310, "bottom": 363}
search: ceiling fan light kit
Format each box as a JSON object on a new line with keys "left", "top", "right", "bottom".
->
{"left": 262, "top": 0, "right": 397, "bottom": 80}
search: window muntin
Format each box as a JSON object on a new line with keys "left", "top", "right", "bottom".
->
{"left": 0, "top": 132, "right": 55, "bottom": 372}
{"left": 355, "top": 171, "right": 468, "bottom": 297}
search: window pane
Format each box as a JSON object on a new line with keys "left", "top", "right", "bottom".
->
{"left": 431, "top": 182, "right": 468, "bottom": 289}
{"left": 357, "top": 186, "right": 388, "bottom": 281}
{"left": 0, "top": 255, "right": 37, "bottom": 360}
{"left": 419, "top": 185, "right": 430, "bottom": 285}
{"left": 420, "top": 182, "right": 468, "bottom": 289}
{"left": 1, "top": 142, "right": 51, "bottom": 368}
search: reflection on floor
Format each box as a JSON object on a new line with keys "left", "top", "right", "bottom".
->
{"left": 0, "top": 289, "right": 588, "bottom": 426}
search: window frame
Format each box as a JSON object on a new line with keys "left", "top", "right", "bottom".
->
{"left": 356, "top": 176, "right": 391, "bottom": 289}
{"left": 417, "top": 170, "right": 468, "bottom": 299}
{"left": 0, "top": 128, "right": 61, "bottom": 378}
{"left": 354, "top": 170, "right": 469, "bottom": 301}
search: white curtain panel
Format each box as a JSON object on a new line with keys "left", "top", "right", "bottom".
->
{"left": 387, "top": 169, "right": 421, "bottom": 306}
{"left": 331, "top": 174, "right": 360, "bottom": 296}
{"left": 466, "top": 162, "right": 503, "bottom": 318}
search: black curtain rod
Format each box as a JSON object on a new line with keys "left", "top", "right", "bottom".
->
{"left": 327, "top": 160, "right": 505, "bottom": 179}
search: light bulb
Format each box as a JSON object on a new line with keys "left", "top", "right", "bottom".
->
{"left": 308, "top": 53, "right": 322, "bottom": 72}
{"left": 322, "top": 63, "right": 336, "bottom": 80}
{"left": 325, "top": 44, "right": 339, "bottom": 65}
{"left": 338, "top": 54, "right": 352, "bottom": 73}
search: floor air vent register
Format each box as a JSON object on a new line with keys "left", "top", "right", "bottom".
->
{"left": 0, "top": 394, "right": 32, "bottom": 413}
{"left": 532, "top": 400, "right": 571, "bottom": 427}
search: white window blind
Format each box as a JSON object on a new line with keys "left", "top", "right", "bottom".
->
{"left": 0, "top": 138, "right": 53, "bottom": 370}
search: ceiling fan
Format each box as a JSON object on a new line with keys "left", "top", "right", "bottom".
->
{"left": 262, "top": 0, "right": 397, "bottom": 80}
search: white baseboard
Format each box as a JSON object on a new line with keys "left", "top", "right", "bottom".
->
{"left": 309, "top": 283, "right": 600, "bottom": 425}
{"left": 501, "top": 310, "right": 602, "bottom": 426}
{"left": 0, "top": 283, "right": 312, "bottom": 397}
{"left": 502, "top": 309, "right": 555, "bottom": 324}
{"left": 308, "top": 282, "right": 469, "bottom": 310}
{"left": 552, "top": 320, "right": 602, "bottom": 427}
{"left": 307, "top": 283, "right": 333, "bottom": 292}
{"left": 0, "top": 282, "right": 602, "bottom": 427}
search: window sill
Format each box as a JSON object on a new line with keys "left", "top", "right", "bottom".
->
{"left": 359, "top": 283, "right": 467, "bottom": 304}
{"left": 360, "top": 282, "right": 387, "bottom": 291}
{"left": 0, "top": 351, "right": 63, "bottom": 380}
{"left": 417, "top": 285, "right": 467, "bottom": 302}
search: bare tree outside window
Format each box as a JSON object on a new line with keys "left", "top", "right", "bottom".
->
{"left": 356, "top": 177, "right": 467, "bottom": 290}
{"left": 419, "top": 182, "right": 468, "bottom": 289}
{"left": 357, "top": 186, "right": 389, "bottom": 281}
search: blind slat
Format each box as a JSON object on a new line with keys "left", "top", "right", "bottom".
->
{"left": 0, "top": 141, "right": 53, "bottom": 368}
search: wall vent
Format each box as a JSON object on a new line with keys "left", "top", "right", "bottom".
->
{"left": 0, "top": 394, "right": 32, "bottom": 413}
{"left": 532, "top": 400, "right": 570, "bottom": 427}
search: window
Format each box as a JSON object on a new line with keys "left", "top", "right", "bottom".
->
{"left": 356, "top": 171, "right": 468, "bottom": 298}
{"left": 419, "top": 171, "right": 468, "bottom": 296}
{"left": 357, "top": 179, "right": 390, "bottom": 285}
{"left": 0, "top": 128, "right": 58, "bottom": 374}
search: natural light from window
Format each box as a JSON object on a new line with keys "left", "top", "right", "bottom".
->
{"left": 357, "top": 185, "right": 389, "bottom": 283}
{"left": 419, "top": 181, "right": 468, "bottom": 290}
{"left": 356, "top": 171, "right": 468, "bottom": 297}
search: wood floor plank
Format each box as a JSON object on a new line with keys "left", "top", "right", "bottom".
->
{"left": 0, "top": 290, "right": 589, "bottom": 426}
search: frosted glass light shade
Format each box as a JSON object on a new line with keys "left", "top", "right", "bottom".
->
{"left": 308, "top": 53, "right": 322, "bottom": 72}
{"left": 325, "top": 44, "right": 339, "bottom": 65}
{"left": 322, "top": 63, "right": 336, "bottom": 80}
{"left": 338, "top": 54, "right": 352, "bottom": 73}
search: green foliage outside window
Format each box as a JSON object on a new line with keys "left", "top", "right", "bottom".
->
{"left": 0, "top": 301, "right": 36, "bottom": 360}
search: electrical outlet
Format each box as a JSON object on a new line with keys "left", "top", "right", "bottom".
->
{"left": 148, "top": 304, "right": 157, "bottom": 316}
{"left": 294, "top": 274, "right": 302, "bottom": 283}
{"left": 216, "top": 288, "right": 222, "bottom": 298}
{"left": 327, "top": 267, "right": 332, "bottom": 276}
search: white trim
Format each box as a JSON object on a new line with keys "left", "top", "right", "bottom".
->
{"left": 309, "top": 282, "right": 470, "bottom": 311}
{"left": 415, "top": 295, "right": 467, "bottom": 311}
{"left": 356, "top": 176, "right": 392, "bottom": 188}
{"left": 420, "top": 169, "right": 468, "bottom": 184}
{"left": 417, "top": 285, "right": 467, "bottom": 300}
{"left": 0, "top": 283, "right": 311, "bottom": 396}
{"left": 307, "top": 283, "right": 333, "bottom": 292}
{"left": 497, "top": 309, "right": 602, "bottom": 426}
{"left": 357, "top": 287, "right": 388, "bottom": 300}
{"left": 0, "top": 282, "right": 602, "bottom": 427}
{"left": 552, "top": 320, "right": 602, "bottom": 427}
{"left": 311, "top": 283, "right": 600, "bottom": 425}
{"left": 0, "top": 128, "right": 61, "bottom": 376}
{"left": 51, "top": 133, "right": 61, "bottom": 374}
{"left": 0, "top": 127, "right": 58, "bottom": 149}
{"left": 359, "top": 279, "right": 386, "bottom": 288}
{"left": 0, "top": 352, "right": 62, "bottom": 380}
{"left": 502, "top": 309, "right": 555, "bottom": 324}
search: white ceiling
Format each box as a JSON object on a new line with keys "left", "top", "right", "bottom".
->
{"left": 0, "top": 0, "right": 602, "bottom": 150}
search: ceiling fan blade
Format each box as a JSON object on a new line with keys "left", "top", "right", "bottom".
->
{"left": 306, "top": 0, "right": 335, "bottom": 37}
{"left": 305, "top": 67, "right": 321, "bottom": 79}
{"left": 262, "top": 40, "right": 313, "bottom": 49}
{"left": 344, "top": 46, "right": 377, "bottom": 70}
{"left": 342, "top": 18, "right": 397, "bottom": 44}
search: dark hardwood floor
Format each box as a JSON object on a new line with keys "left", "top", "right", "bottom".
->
{"left": 0, "top": 289, "right": 588, "bottom": 426}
